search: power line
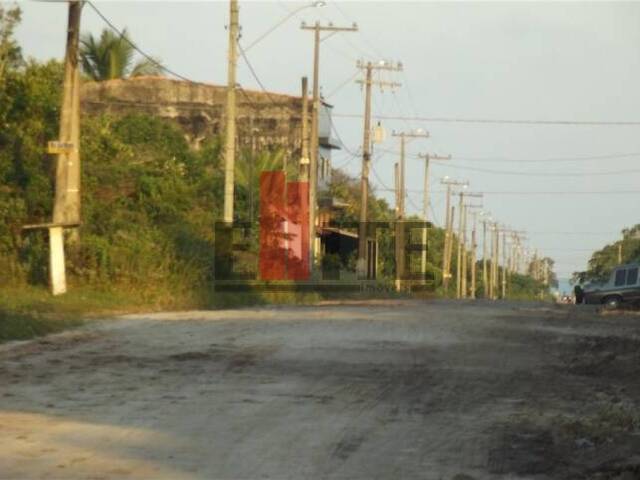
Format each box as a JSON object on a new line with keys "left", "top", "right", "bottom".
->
{"left": 330, "top": 122, "right": 359, "bottom": 157}
{"left": 454, "top": 152, "right": 640, "bottom": 163}
{"left": 528, "top": 231, "right": 620, "bottom": 235}
{"left": 408, "top": 188, "right": 640, "bottom": 196}
{"left": 355, "top": 146, "right": 640, "bottom": 164}
{"left": 355, "top": 145, "right": 640, "bottom": 177}
{"left": 326, "top": 70, "right": 359, "bottom": 98}
{"left": 237, "top": 41, "right": 270, "bottom": 96}
{"left": 333, "top": 112, "right": 640, "bottom": 126}
{"left": 429, "top": 162, "right": 640, "bottom": 177}
{"left": 85, "top": 1, "right": 194, "bottom": 83}
{"left": 370, "top": 164, "right": 393, "bottom": 191}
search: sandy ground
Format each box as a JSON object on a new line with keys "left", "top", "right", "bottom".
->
{"left": 1, "top": 300, "right": 640, "bottom": 480}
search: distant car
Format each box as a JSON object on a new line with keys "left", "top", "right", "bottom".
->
{"left": 576, "top": 263, "right": 640, "bottom": 309}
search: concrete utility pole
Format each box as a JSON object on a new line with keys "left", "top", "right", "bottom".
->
{"left": 301, "top": 21, "right": 358, "bottom": 273}
{"left": 223, "top": 0, "right": 239, "bottom": 224}
{"left": 465, "top": 205, "right": 482, "bottom": 299}
{"left": 440, "top": 178, "right": 467, "bottom": 294}
{"left": 47, "top": 0, "right": 83, "bottom": 295}
{"left": 356, "top": 60, "right": 401, "bottom": 278}
{"left": 460, "top": 202, "right": 483, "bottom": 299}
{"left": 418, "top": 154, "right": 451, "bottom": 280}
{"left": 501, "top": 230, "right": 508, "bottom": 299}
{"left": 300, "top": 77, "right": 310, "bottom": 181}
{"left": 455, "top": 191, "right": 482, "bottom": 299}
{"left": 392, "top": 130, "right": 429, "bottom": 291}
{"left": 500, "top": 229, "right": 526, "bottom": 297}
{"left": 461, "top": 204, "right": 469, "bottom": 298}
{"left": 491, "top": 223, "right": 500, "bottom": 300}
{"left": 470, "top": 212, "right": 478, "bottom": 298}
{"left": 481, "top": 214, "right": 490, "bottom": 298}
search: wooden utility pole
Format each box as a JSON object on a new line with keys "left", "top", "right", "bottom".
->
{"left": 47, "top": 0, "right": 83, "bottom": 295}
{"left": 301, "top": 21, "right": 358, "bottom": 273}
{"left": 300, "top": 77, "right": 310, "bottom": 181}
{"left": 392, "top": 130, "right": 429, "bottom": 291}
{"left": 356, "top": 60, "right": 401, "bottom": 278}
{"left": 418, "top": 153, "right": 450, "bottom": 280}
{"left": 223, "top": 0, "right": 239, "bottom": 224}
{"left": 618, "top": 243, "right": 623, "bottom": 264}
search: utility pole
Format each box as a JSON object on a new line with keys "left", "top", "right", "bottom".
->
{"left": 501, "top": 230, "right": 508, "bottom": 299}
{"left": 394, "top": 161, "right": 401, "bottom": 290}
{"left": 418, "top": 153, "right": 451, "bottom": 280}
{"left": 356, "top": 60, "right": 401, "bottom": 278}
{"left": 223, "top": 0, "right": 239, "bottom": 224}
{"left": 249, "top": 119, "right": 259, "bottom": 225}
{"left": 470, "top": 211, "right": 477, "bottom": 298}
{"left": 456, "top": 192, "right": 464, "bottom": 298}
{"left": 461, "top": 202, "right": 483, "bottom": 298}
{"left": 440, "top": 178, "right": 467, "bottom": 294}
{"left": 301, "top": 21, "right": 358, "bottom": 273}
{"left": 481, "top": 214, "right": 490, "bottom": 298}
{"left": 455, "top": 191, "right": 481, "bottom": 299}
{"left": 618, "top": 243, "right": 623, "bottom": 264}
{"left": 300, "top": 77, "right": 310, "bottom": 181}
{"left": 48, "top": 0, "right": 83, "bottom": 295}
{"left": 465, "top": 205, "right": 482, "bottom": 299}
{"left": 491, "top": 222, "right": 500, "bottom": 300}
{"left": 501, "top": 229, "right": 525, "bottom": 297}
{"left": 392, "top": 130, "right": 429, "bottom": 290}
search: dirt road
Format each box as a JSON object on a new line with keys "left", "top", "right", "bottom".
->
{"left": 1, "top": 300, "right": 640, "bottom": 479}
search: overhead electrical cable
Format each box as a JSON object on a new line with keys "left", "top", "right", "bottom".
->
{"left": 333, "top": 112, "right": 640, "bottom": 126}
{"left": 86, "top": 1, "right": 194, "bottom": 83}
{"left": 375, "top": 146, "right": 640, "bottom": 163}
{"left": 429, "top": 163, "right": 640, "bottom": 177}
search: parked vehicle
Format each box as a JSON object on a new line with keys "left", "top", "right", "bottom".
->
{"left": 575, "top": 263, "right": 640, "bottom": 309}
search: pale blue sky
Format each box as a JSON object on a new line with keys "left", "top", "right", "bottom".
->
{"left": 13, "top": 0, "right": 640, "bottom": 277}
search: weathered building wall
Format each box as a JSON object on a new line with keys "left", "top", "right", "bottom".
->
{"left": 81, "top": 76, "right": 307, "bottom": 154}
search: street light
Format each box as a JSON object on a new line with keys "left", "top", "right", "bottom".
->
{"left": 244, "top": 1, "right": 326, "bottom": 52}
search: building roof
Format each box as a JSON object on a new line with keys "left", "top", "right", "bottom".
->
{"left": 81, "top": 75, "right": 304, "bottom": 103}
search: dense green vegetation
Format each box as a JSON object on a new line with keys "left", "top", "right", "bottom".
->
{"left": 573, "top": 225, "right": 640, "bottom": 284}
{"left": 0, "top": 12, "right": 553, "bottom": 341}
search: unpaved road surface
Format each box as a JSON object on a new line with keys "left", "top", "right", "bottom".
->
{"left": 2, "top": 300, "right": 640, "bottom": 479}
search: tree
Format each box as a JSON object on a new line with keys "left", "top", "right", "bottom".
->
{"left": 573, "top": 224, "right": 640, "bottom": 284}
{"left": 80, "top": 28, "right": 163, "bottom": 81}
{"left": 0, "top": 4, "right": 22, "bottom": 85}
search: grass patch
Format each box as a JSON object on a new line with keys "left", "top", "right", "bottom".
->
{"left": 0, "top": 310, "right": 82, "bottom": 343}
{"left": 0, "top": 283, "right": 382, "bottom": 343}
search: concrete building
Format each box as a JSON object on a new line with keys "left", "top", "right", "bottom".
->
{"left": 81, "top": 76, "right": 338, "bottom": 192}
{"left": 81, "top": 76, "right": 370, "bottom": 278}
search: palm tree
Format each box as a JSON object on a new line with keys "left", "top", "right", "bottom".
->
{"left": 80, "top": 28, "right": 163, "bottom": 81}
